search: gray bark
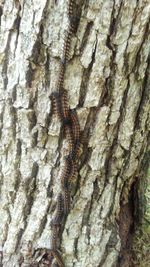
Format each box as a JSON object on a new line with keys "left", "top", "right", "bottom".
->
{"left": 0, "top": 0, "right": 150, "bottom": 266}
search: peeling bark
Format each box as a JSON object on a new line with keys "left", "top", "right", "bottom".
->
{"left": 0, "top": 0, "right": 150, "bottom": 267}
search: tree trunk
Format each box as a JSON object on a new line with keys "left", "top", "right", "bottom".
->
{"left": 0, "top": 1, "right": 149, "bottom": 267}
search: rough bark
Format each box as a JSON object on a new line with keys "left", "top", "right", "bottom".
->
{"left": 0, "top": 0, "right": 150, "bottom": 267}
{"left": 132, "top": 168, "right": 150, "bottom": 267}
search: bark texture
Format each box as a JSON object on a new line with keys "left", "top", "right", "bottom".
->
{"left": 132, "top": 168, "right": 150, "bottom": 266}
{"left": 0, "top": 0, "right": 150, "bottom": 266}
